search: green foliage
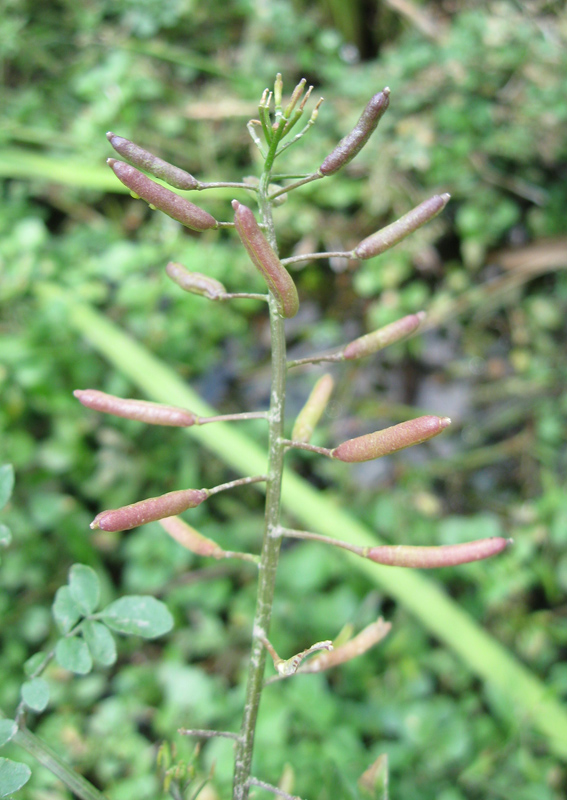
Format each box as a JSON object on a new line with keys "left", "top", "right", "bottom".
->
{"left": 0, "top": 758, "right": 31, "bottom": 797}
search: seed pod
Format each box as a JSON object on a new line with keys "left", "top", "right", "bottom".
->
{"left": 232, "top": 200, "right": 299, "bottom": 318}
{"left": 298, "top": 617, "right": 391, "bottom": 673}
{"left": 319, "top": 89, "right": 390, "bottom": 176}
{"left": 332, "top": 416, "right": 451, "bottom": 463}
{"left": 342, "top": 312, "right": 426, "bottom": 360}
{"left": 106, "top": 132, "right": 199, "bottom": 190}
{"left": 90, "top": 488, "right": 210, "bottom": 532}
{"left": 166, "top": 262, "right": 226, "bottom": 299}
{"left": 354, "top": 194, "right": 450, "bottom": 260}
{"left": 74, "top": 389, "right": 197, "bottom": 427}
{"left": 107, "top": 159, "right": 217, "bottom": 232}
{"left": 292, "top": 374, "right": 334, "bottom": 443}
{"left": 159, "top": 516, "right": 224, "bottom": 558}
{"left": 366, "top": 537, "right": 512, "bottom": 568}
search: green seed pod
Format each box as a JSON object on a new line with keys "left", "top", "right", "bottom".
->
{"left": 74, "top": 389, "right": 197, "bottom": 427}
{"left": 366, "top": 537, "right": 512, "bottom": 568}
{"left": 107, "top": 159, "right": 217, "bottom": 232}
{"left": 354, "top": 194, "right": 450, "bottom": 260}
{"left": 166, "top": 262, "right": 226, "bottom": 299}
{"left": 319, "top": 89, "right": 390, "bottom": 176}
{"left": 331, "top": 415, "right": 451, "bottom": 463}
{"left": 232, "top": 200, "right": 299, "bottom": 318}
{"left": 342, "top": 312, "right": 426, "bottom": 360}
{"left": 106, "top": 133, "right": 199, "bottom": 190}
{"left": 90, "top": 488, "right": 210, "bottom": 532}
{"left": 292, "top": 374, "right": 334, "bottom": 443}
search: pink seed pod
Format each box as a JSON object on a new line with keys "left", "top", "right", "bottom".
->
{"left": 332, "top": 415, "right": 451, "bottom": 463}
{"left": 166, "top": 261, "right": 226, "bottom": 299}
{"left": 354, "top": 194, "right": 451, "bottom": 260}
{"left": 232, "top": 200, "right": 299, "bottom": 318}
{"left": 106, "top": 133, "right": 199, "bottom": 191}
{"left": 292, "top": 374, "right": 334, "bottom": 443}
{"left": 342, "top": 312, "right": 426, "bottom": 360}
{"left": 366, "top": 537, "right": 512, "bottom": 568}
{"left": 298, "top": 617, "right": 391, "bottom": 673}
{"left": 319, "top": 89, "right": 390, "bottom": 176}
{"left": 74, "top": 389, "right": 197, "bottom": 427}
{"left": 90, "top": 488, "right": 210, "bottom": 532}
{"left": 159, "top": 516, "right": 224, "bottom": 558}
{"left": 107, "top": 159, "right": 217, "bottom": 232}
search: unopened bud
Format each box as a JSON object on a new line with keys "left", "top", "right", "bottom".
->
{"left": 232, "top": 200, "right": 299, "bottom": 318}
{"left": 320, "top": 89, "right": 390, "bottom": 176}
{"left": 367, "top": 537, "right": 512, "bottom": 568}
{"left": 342, "top": 312, "right": 426, "bottom": 360}
{"left": 331, "top": 416, "right": 451, "bottom": 463}
{"left": 90, "top": 488, "right": 209, "bottom": 532}
{"left": 292, "top": 374, "right": 334, "bottom": 443}
{"left": 106, "top": 133, "right": 199, "bottom": 190}
{"left": 354, "top": 194, "right": 450, "bottom": 260}
{"left": 107, "top": 159, "right": 217, "bottom": 232}
{"left": 74, "top": 389, "right": 197, "bottom": 427}
{"left": 166, "top": 262, "right": 226, "bottom": 299}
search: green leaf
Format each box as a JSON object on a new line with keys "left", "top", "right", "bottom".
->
{"left": 83, "top": 620, "right": 117, "bottom": 666}
{"left": 100, "top": 596, "right": 173, "bottom": 639}
{"left": 0, "top": 465, "right": 15, "bottom": 511}
{"left": 24, "top": 652, "right": 48, "bottom": 677}
{"left": 52, "top": 586, "right": 82, "bottom": 634}
{"left": 21, "top": 678, "right": 50, "bottom": 712}
{"left": 0, "top": 524, "right": 12, "bottom": 547}
{"left": 68, "top": 564, "right": 100, "bottom": 616}
{"left": 0, "top": 720, "right": 17, "bottom": 748}
{"left": 0, "top": 758, "right": 31, "bottom": 797}
{"left": 55, "top": 638, "right": 93, "bottom": 675}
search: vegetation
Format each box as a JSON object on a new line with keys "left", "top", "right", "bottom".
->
{"left": 1, "top": 2, "right": 567, "bottom": 799}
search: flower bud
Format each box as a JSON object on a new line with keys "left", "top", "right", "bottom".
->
{"left": 366, "top": 537, "right": 512, "bottom": 568}
{"left": 166, "top": 262, "right": 226, "bottom": 299}
{"left": 342, "top": 312, "right": 426, "bottom": 360}
{"left": 90, "top": 488, "right": 210, "bottom": 532}
{"left": 232, "top": 200, "right": 299, "bottom": 318}
{"left": 107, "top": 159, "right": 217, "bottom": 232}
{"left": 74, "top": 389, "right": 197, "bottom": 427}
{"left": 354, "top": 194, "right": 450, "bottom": 260}
{"left": 319, "top": 89, "right": 390, "bottom": 176}
{"left": 331, "top": 416, "right": 451, "bottom": 462}
{"left": 292, "top": 374, "right": 334, "bottom": 443}
{"left": 106, "top": 133, "right": 199, "bottom": 190}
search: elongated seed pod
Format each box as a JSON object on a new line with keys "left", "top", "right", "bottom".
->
{"left": 232, "top": 200, "right": 299, "bottom": 318}
{"left": 90, "top": 488, "right": 209, "bottom": 532}
{"left": 166, "top": 262, "right": 226, "bottom": 299}
{"left": 106, "top": 133, "right": 199, "bottom": 190}
{"left": 107, "top": 159, "right": 217, "bottom": 232}
{"left": 366, "top": 537, "right": 512, "bottom": 568}
{"left": 342, "top": 312, "right": 426, "bottom": 360}
{"left": 298, "top": 618, "right": 391, "bottom": 673}
{"left": 332, "top": 416, "right": 451, "bottom": 462}
{"left": 319, "top": 89, "right": 390, "bottom": 176}
{"left": 354, "top": 194, "right": 450, "bottom": 260}
{"left": 159, "top": 517, "right": 224, "bottom": 557}
{"left": 292, "top": 374, "right": 334, "bottom": 443}
{"left": 74, "top": 389, "right": 197, "bottom": 427}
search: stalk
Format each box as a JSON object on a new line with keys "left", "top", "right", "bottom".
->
{"left": 232, "top": 168, "right": 287, "bottom": 800}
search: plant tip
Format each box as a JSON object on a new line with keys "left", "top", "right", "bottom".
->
{"left": 440, "top": 417, "right": 452, "bottom": 428}
{"left": 416, "top": 311, "right": 427, "bottom": 322}
{"left": 231, "top": 199, "right": 240, "bottom": 210}
{"left": 383, "top": 86, "right": 391, "bottom": 95}
{"left": 106, "top": 131, "right": 115, "bottom": 140}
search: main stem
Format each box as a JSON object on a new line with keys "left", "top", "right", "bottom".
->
{"left": 232, "top": 161, "right": 287, "bottom": 800}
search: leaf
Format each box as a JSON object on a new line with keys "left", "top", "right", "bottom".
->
{"left": 0, "top": 758, "right": 31, "bottom": 797}
{"left": 100, "top": 596, "right": 173, "bottom": 639}
{"left": 52, "top": 586, "right": 82, "bottom": 634}
{"left": 23, "top": 652, "right": 47, "bottom": 677}
{"left": 55, "top": 638, "right": 93, "bottom": 675}
{"left": 0, "top": 524, "right": 12, "bottom": 548}
{"left": 68, "top": 564, "right": 100, "bottom": 616}
{"left": 0, "top": 465, "right": 14, "bottom": 511}
{"left": 21, "top": 678, "right": 50, "bottom": 713}
{"left": 0, "top": 720, "right": 17, "bottom": 748}
{"left": 83, "top": 620, "right": 117, "bottom": 666}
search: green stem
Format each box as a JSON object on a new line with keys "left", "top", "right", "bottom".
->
{"left": 13, "top": 726, "right": 109, "bottom": 800}
{"left": 232, "top": 172, "right": 287, "bottom": 800}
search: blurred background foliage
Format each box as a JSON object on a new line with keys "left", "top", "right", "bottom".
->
{"left": 1, "top": 0, "right": 567, "bottom": 798}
